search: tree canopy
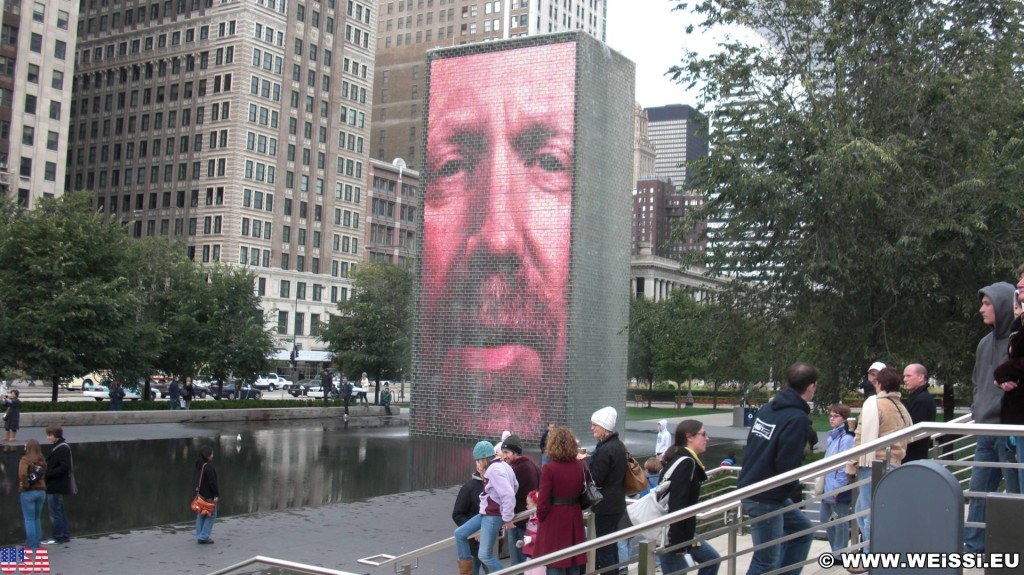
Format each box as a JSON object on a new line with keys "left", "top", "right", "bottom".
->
{"left": 320, "top": 262, "right": 413, "bottom": 396}
{"left": 0, "top": 193, "right": 274, "bottom": 399}
{"left": 671, "top": 0, "right": 1024, "bottom": 391}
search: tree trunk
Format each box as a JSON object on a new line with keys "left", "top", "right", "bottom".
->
{"left": 51, "top": 376, "right": 60, "bottom": 402}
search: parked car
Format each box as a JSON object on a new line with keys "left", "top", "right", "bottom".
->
{"left": 306, "top": 385, "right": 340, "bottom": 400}
{"left": 210, "top": 381, "right": 262, "bottom": 400}
{"left": 82, "top": 381, "right": 150, "bottom": 401}
{"left": 65, "top": 372, "right": 109, "bottom": 391}
{"left": 253, "top": 373, "right": 288, "bottom": 391}
{"left": 287, "top": 379, "right": 321, "bottom": 397}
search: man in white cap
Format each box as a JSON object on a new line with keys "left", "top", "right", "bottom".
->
{"left": 588, "top": 406, "right": 627, "bottom": 573}
{"left": 655, "top": 419, "right": 671, "bottom": 458}
{"left": 860, "top": 361, "right": 885, "bottom": 398}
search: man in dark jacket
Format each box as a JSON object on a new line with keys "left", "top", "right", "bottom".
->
{"left": 500, "top": 434, "right": 540, "bottom": 565}
{"left": 902, "top": 363, "right": 936, "bottom": 462}
{"left": 588, "top": 406, "right": 626, "bottom": 573}
{"left": 452, "top": 470, "right": 484, "bottom": 575}
{"left": 169, "top": 377, "right": 181, "bottom": 410}
{"left": 43, "top": 424, "right": 75, "bottom": 544}
{"left": 737, "top": 363, "right": 817, "bottom": 575}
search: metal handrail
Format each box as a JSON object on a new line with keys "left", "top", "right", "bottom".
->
{"left": 206, "top": 555, "right": 364, "bottom": 575}
{"left": 481, "top": 419, "right": 1024, "bottom": 575}
{"left": 351, "top": 416, "right": 1018, "bottom": 575}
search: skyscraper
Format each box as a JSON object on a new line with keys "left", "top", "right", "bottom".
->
{"left": 372, "top": 0, "right": 607, "bottom": 171}
{"left": 646, "top": 103, "right": 707, "bottom": 191}
{"left": 0, "top": 0, "right": 78, "bottom": 207}
{"left": 67, "top": 0, "right": 378, "bottom": 353}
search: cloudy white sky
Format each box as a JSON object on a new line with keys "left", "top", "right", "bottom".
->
{"left": 604, "top": 1, "right": 718, "bottom": 110}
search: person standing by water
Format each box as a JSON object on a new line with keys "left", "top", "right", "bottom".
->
{"left": 109, "top": 382, "right": 126, "bottom": 411}
{"left": 535, "top": 426, "right": 587, "bottom": 575}
{"left": 182, "top": 378, "right": 195, "bottom": 410}
{"left": 169, "top": 377, "right": 181, "bottom": 410}
{"left": 3, "top": 389, "right": 21, "bottom": 444}
{"left": 43, "top": 424, "right": 75, "bottom": 545}
{"left": 193, "top": 445, "right": 219, "bottom": 544}
{"left": 19, "top": 438, "right": 47, "bottom": 551}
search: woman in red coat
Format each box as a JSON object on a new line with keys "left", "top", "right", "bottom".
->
{"left": 535, "top": 427, "right": 586, "bottom": 575}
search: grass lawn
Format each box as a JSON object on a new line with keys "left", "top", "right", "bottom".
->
{"left": 626, "top": 406, "right": 731, "bottom": 420}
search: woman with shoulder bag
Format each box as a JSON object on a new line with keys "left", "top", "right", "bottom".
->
{"left": 660, "top": 420, "right": 720, "bottom": 575}
{"left": 19, "top": 439, "right": 47, "bottom": 551}
{"left": 588, "top": 407, "right": 627, "bottom": 573}
{"left": 193, "top": 445, "right": 220, "bottom": 544}
{"left": 535, "top": 427, "right": 586, "bottom": 575}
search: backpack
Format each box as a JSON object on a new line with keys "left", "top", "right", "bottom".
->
{"left": 27, "top": 463, "right": 43, "bottom": 484}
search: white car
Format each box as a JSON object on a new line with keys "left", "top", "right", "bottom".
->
{"left": 83, "top": 383, "right": 147, "bottom": 401}
{"left": 253, "top": 373, "right": 288, "bottom": 391}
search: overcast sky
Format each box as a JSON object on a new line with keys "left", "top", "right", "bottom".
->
{"left": 604, "top": 1, "right": 719, "bottom": 110}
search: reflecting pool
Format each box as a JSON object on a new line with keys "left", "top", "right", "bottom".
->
{"left": 0, "top": 420, "right": 741, "bottom": 546}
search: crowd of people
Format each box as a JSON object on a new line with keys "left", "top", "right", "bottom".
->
{"left": 448, "top": 267, "right": 1024, "bottom": 575}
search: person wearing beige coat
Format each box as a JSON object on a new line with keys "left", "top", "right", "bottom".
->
{"left": 844, "top": 367, "right": 911, "bottom": 568}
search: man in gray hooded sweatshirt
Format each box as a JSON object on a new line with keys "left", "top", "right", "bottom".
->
{"left": 964, "top": 281, "right": 1018, "bottom": 553}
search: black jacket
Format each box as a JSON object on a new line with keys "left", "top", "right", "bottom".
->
{"left": 193, "top": 461, "right": 220, "bottom": 499}
{"left": 737, "top": 387, "right": 810, "bottom": 502}
{"left": 45, "top": 439, "right": 74, "bottom": 495}
{"left": 661, "top": 451, "right": 706, "bottom": 549}
{"left": 903, "top": 385, "right": 937, "bottom": 462}
{"left": 452, "top": 472, "right": 483, "bottom": 526}
{"left": 590, "top": 431, "right": 627, "bottom": 516}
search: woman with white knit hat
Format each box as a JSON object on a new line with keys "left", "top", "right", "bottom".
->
{"left": 587, "top": 406, "right": 627, "bottom": 573}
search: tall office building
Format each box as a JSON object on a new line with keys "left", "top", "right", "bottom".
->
{"left": 646, "top": 103, "right": 707, "bottom": 191}
{"left": 632, "top": 177, "right": 705, "bottom": 259}
{"left": 0, "top": 0, "right": 78, "bottom": 207}
{"left": 67, "top": 0, "right": 378, "bottom": 353}
{"left": 372, "top": 0, "right": 607, "bottom": 171}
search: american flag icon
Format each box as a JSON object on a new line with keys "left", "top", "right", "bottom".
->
{"left": 0, "top": 547, "right": 50, "bottom": 573}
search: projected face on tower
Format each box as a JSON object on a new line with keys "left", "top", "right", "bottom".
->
{"left": 419, "top": 43, "right": 576, "bottom": 435}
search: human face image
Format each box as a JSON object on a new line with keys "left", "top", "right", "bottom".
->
{"left": 419, "top": 43, "right": 576, "bottom": 436}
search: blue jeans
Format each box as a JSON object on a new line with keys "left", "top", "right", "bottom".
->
{"left": 546, "top": 567, "right": 582, "bottom": 575}
{"left": 170, "top": 397, "right": 180, "bottom": 410}
{"left": 21, "top": 490, "right": 45, "bottom": 550}
{"left": 818, "top": 500, "right": 850, "bottom": 553}
{"left": 455, "top": 514, "right": 505, "bottom": 573}
{"left": 47, "top": 493, "right": 70, "bottom": 541}
{"left": 661, "top": 536, "right": 720, "bottom": 575}
{"left": 196, "top": 507, "right": 217, "bottom": 541}
{"left": 508, "top": 526, "right": 527, "bottom": 565}
{"left": 965, "top": 435, "right": 1019, "bottom": 552}
{"left": 853, "top": 467, "right": 872, "bottom": 552}
{"left": 742, "top": 498, "right": 812, "bottom": 575}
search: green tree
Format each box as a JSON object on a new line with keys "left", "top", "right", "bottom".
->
{"left": 320, "top": 262, "right": 413, "bottom": 403}
{"left": 0, "top": 193, "right": 142, "bottom": 400}
{"left": 192, "top": 265, "right": 275, "bottom": 396}
{"left": 672, "top": 0, "right": 1024, "bottom": 393}
{"left": 627, "top": 296, "right": 660, "bottom": 407}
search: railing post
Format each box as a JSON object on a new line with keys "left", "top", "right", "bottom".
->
{"left": 637, "top": 540, "right": 655, "bottom": 575}
{"left": 727, "top": 507, "right": 738, "bottom": 575}
{"left": 586, "top": 512, "right": 596, "bottom": 574}
{"left": 398, "top": 562, "right": 413, "bottom": 575}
